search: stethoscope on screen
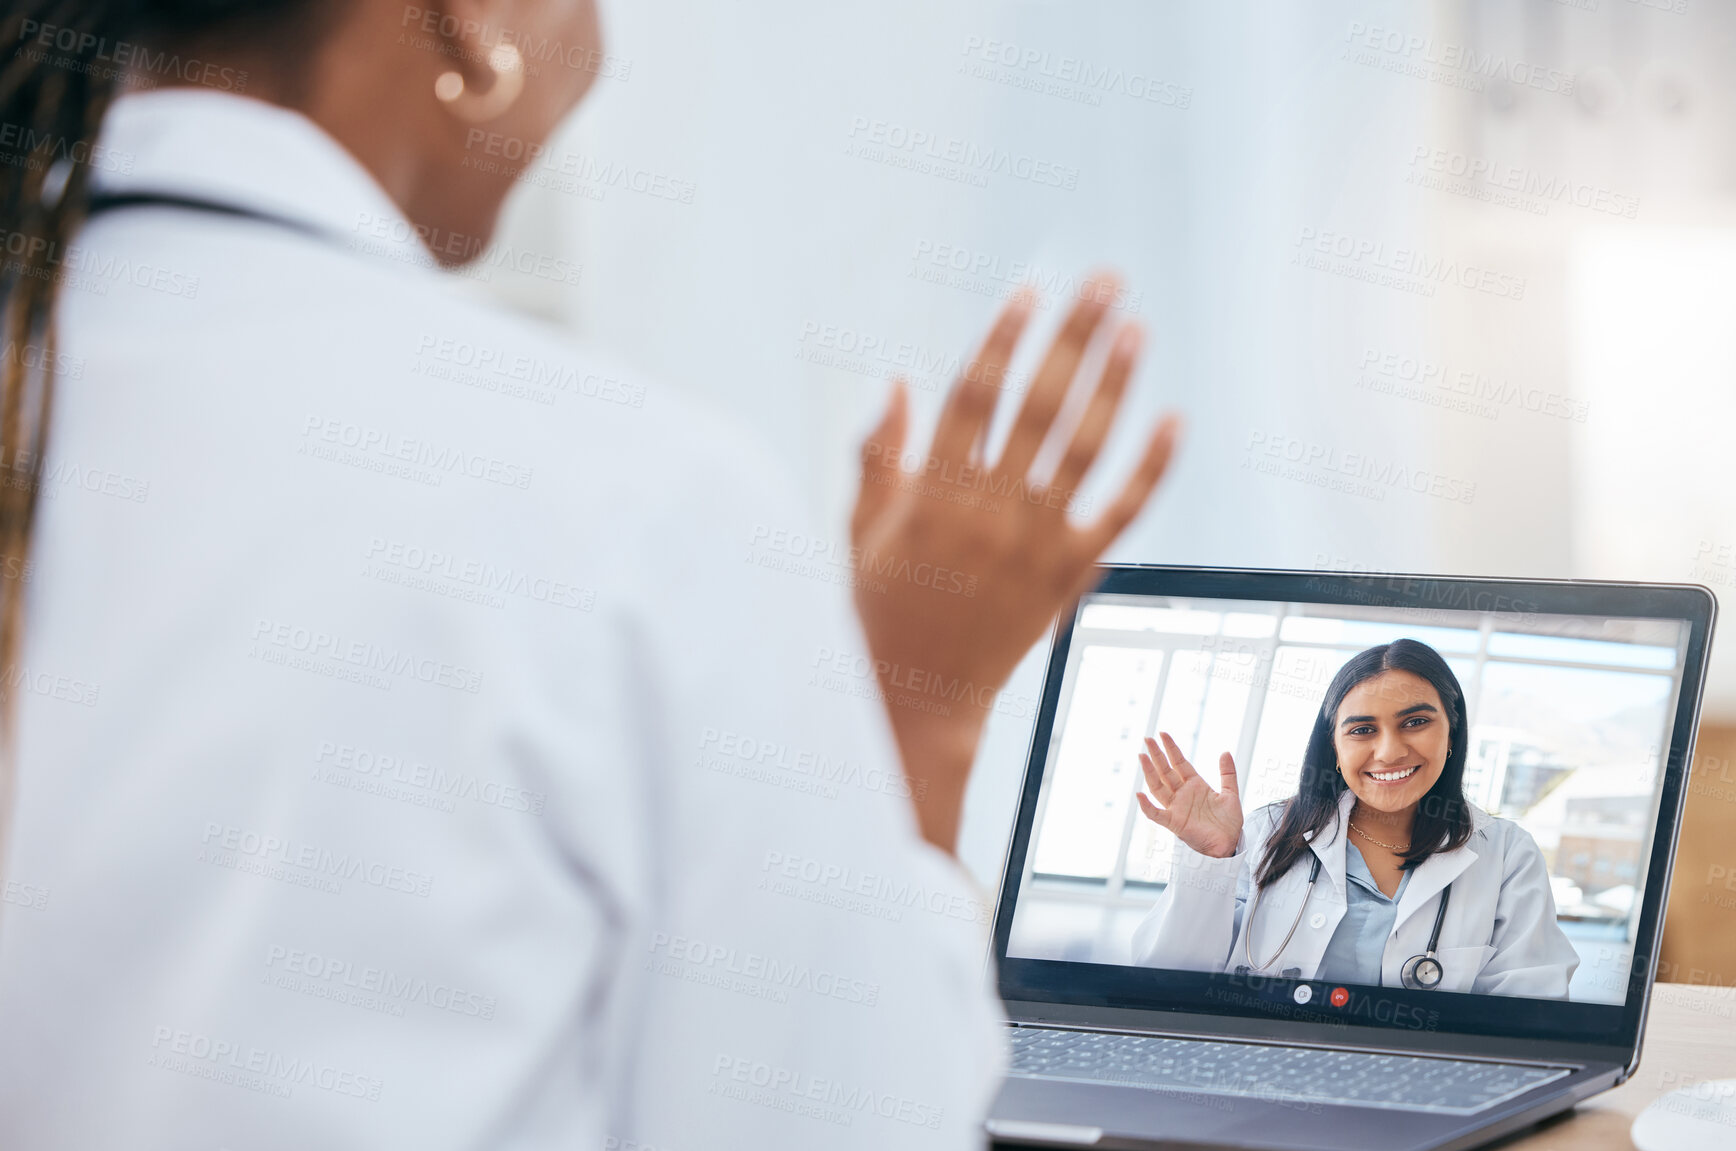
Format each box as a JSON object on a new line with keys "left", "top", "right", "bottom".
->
{"left": 1239, "top": 855, "right": 1454, "bottom": 991}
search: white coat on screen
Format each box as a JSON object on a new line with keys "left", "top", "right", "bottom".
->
{"left": 1131, "top": 790, "right": 1581, "bottom": 998}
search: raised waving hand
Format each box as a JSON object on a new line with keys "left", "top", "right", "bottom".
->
{"left": 850, "top": 274, "right": 1182, "bottom": 853}
{"left": 1135, "top": 733, "right": 1243, "bottom": 859}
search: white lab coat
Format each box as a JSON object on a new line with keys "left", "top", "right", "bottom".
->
{"left": 0, "top": 91, "right": 1003, "bottom": 1149}
{"left": 1131, "top": 790, "right": 1580, "bottom": 997}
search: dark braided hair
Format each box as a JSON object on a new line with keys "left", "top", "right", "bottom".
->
{"left": 0, "top": 0, "right": 329, "bottom": 861}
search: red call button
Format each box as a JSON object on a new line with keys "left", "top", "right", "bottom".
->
{"left": 1330, "top": 987, "right": 1350, "bottom": 1007}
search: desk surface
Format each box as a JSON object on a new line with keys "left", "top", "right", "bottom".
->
{"left": 1506, "top": 982, "right": 1736, "bottom": 1150}
{"left": 990, "top": 984, "right": 1736, "bottom": 1151}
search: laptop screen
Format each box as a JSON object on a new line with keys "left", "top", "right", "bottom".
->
{"left": 993, "top": 568, "right": 1715, "bottom": 1048}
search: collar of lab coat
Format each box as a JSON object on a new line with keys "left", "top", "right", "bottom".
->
{"left": 93, "top": 89, "right": 432, "bottom": 271}
{"left": 1300, "top": 788, "right": 1491, "bottom": 930}
{"left": 1299, "top": 789, "right": 1357, "bottom": 895}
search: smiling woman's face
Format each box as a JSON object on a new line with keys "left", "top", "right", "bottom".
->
{"left": 1332, "top": 669, "right": 1450, "bottom": 817}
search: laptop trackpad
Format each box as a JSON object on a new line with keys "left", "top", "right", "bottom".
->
{"left": 989, "top": 1076, "right": 1466, "bottom": 1150}
{"left": 991, "top": 1076, "right": 1263, "bottom": 1145}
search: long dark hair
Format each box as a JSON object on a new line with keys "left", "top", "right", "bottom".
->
{"left": 0, "top": 0, "right": 328, "bottom": 878}
{"left": 1254, "top": 638, "right": 1474, "bottom": 888}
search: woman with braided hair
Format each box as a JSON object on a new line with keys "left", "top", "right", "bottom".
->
{"left": 0, "top": 3, "right": 1181, "bottom": 1147}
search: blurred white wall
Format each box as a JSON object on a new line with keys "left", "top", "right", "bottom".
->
{"left": 473, "top": 0, "right": 1736, "bottom": 886}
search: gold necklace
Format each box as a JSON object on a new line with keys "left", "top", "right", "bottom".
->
{"left": 1349, "top": 820, "right": 1409, "bottom": 853}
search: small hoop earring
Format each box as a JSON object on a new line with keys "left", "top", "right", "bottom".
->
{"left": 1335, "top": 762, "right": 1343, "bottom": 776}
{"left": 435, "top": 43, "right": 524, "bottom": 123}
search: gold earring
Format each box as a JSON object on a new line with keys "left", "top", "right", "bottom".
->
{"left": 435, "top": 43, "right": 525, "bottom": 123}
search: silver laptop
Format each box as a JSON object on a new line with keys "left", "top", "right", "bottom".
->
{"left": 986, "top": 566, "right": 1714, "bottom": 1150}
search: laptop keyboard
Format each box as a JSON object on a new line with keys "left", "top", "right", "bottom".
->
{"left": 1007, "top": 1028, "right": 1571, "bottom": 1115}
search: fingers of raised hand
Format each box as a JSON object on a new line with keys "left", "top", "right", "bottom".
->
{"left": 1142, "top": 735, "right": 1183, "bottom": 792}
{"left": 1135, "top": 790, "right": 1170, "bottom": 828}
{"left": 852, "top": 381, "right": 910, "bottom": 542}
{"left": 931, "top": 293, "right": 1033, "bottom": 466}
{"left": 1050, "top": 323, "right": 1143, "bottom": 497}
{"left": 1138, "top": 744, "right": 1171, "bottom": 800}
{"left": 1157, "top": 731, "right": 1200, "bottom": 784}
{"left": 1217, "top": 752, "right": 1241, "bottom": 798}
{"left": 860, "top": 380, "right": 908, "bottom": 472}
{"left": 996, "top": 274, "right": 1120, "bottom": 480}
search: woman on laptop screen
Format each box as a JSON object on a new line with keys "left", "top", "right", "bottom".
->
{"left": 1131, "top": 638, "right": 1579, "bottom": 997}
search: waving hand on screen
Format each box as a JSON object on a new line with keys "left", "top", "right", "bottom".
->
{"left": 1135, "top": 733, "right": 1244, "bottom": 859}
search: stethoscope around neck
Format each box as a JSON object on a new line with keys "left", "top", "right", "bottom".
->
{"left": 1238, "top": 853, "right": 1454, "bottom": 991}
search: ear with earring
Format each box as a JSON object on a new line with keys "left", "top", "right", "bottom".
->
{"left": 434, "top": 43, "right": 525, "bottom": 123}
